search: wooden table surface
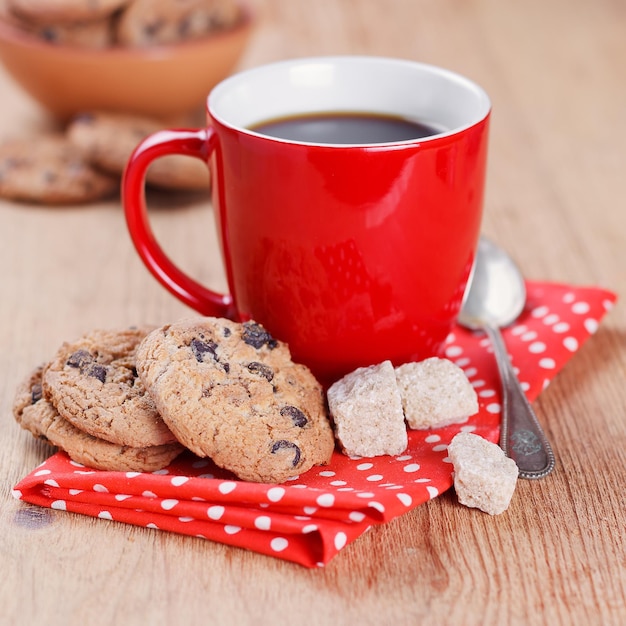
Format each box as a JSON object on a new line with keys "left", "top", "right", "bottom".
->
{"left": 1, "top": 1, "right": 625, "bottom": 624}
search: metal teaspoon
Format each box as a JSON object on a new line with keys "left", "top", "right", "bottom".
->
{"left": 458, "top": 237, "right": 556, "bottom": 479}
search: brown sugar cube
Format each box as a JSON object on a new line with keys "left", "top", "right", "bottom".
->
{"left": 447, "top": 432, "right": 518, "bottom": 515}
{"left": 327, "top": 360, "right": 407, "bottom": 457}
{"left": 395, "top": 357, "right": 479, "bottom": 430}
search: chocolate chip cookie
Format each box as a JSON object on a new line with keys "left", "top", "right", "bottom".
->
{"left": 14, "top": 366, "right": 184, "bottom": 472}
{"left": 116, "top": 0, "right": 241, "bottom": 47}
{"left": 136, "top": 317, "right": 335, "bottom": 483}
{"left": 43, "top": 327, "right": 178, "bottom": 448}
{"left": 67, "top": 111, "right": 209, "bottom": 190}
{"left": 0, "top": 135, "right": 118, "bottom": 205}
{"left": 8, "top": 0, "right": 130, "bottom": 24}
{"left": 28, "top": 17, "right": 114, "bottom": 48}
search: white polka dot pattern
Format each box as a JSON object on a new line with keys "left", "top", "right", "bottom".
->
{"left": 12, "top": 282, "right": 616, "bottom": 569}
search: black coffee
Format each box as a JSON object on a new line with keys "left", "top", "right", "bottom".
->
{"left": 250, "top": 112, "right": 441, "bottom": 144}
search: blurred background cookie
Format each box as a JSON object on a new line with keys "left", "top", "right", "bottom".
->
{"left": 67, "top": 111, "right": 209, "bottom": 191}
{"left": 0, "top": 134, "right": 118, "bottom": 204}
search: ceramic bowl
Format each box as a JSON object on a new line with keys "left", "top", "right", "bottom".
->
{"left": 0, "top": 4, "right": 254, "bottom": 121}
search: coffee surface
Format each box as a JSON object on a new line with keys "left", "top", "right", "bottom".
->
{"left": 250, "top": 112, "right": 441, "bottom": 144}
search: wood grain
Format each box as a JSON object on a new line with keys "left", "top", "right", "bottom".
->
{"left": 1, "top": 1, "right": 625, "bottom": 624}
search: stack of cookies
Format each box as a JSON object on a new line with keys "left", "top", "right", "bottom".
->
{"left": 13, "top": 327, "right": 185, "bottom": 473}
{"left": 14, "top": 318, "right": 336, "bottom": 482}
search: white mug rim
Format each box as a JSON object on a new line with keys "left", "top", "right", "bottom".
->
{"left": 207, "top": 55, "right": 491, "bottom": 148}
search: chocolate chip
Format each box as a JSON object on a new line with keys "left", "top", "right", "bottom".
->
{"left": 88, "top": 364, "right": 107, "bottom": 383}
{"left": 66, "top": 349, "right": 92, "bottom": 369}
{"left": 242, "top": 322, "right": 277, "bottom": 350}
{"left": 280, "top": 406, "right": 308, "bottom": 427}
{"left": 223, "top": 362, "right": 230, "bottom": 373}
{"left": 31, "top": 383, "right": 43, "bottom": 404}
{"left": 66, "top": 349, "right": 106, "bottom": 382}
{"left": 40, "top": 28, "right": 58, "bottom": 43}
{"left": 271, "top": 440, "right": 301, "bottom": 467}
{"left": 223, "top": 327, "right": 231, "bottom": 337}
{"left": 190, "top": 338, "right": 217, "bottom": 363}
{"left": 247, "top": 362, "right": 274, "bottom": 382}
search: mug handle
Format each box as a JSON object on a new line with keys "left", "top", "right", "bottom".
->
{"left": 123, "top": 128, "right": 236, "bottom": 318}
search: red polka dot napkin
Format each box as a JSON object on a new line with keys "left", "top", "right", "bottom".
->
{"left": 12, "top": 282, "right": 617, "bottom": 568}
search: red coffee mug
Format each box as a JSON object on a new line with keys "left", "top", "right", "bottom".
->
{"left": 123, "top": 56, "right": 491, "bottom": 384}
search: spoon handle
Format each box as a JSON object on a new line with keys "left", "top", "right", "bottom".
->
{"left": 485, "top": 324, "right": 556, "bottom": 479}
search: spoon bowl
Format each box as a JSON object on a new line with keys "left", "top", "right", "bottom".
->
{"left": 459, "top": 237, "right": 556, "bottom": 479}
{"left": 460, "top": 237, "right": 527, "bottom": 329}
